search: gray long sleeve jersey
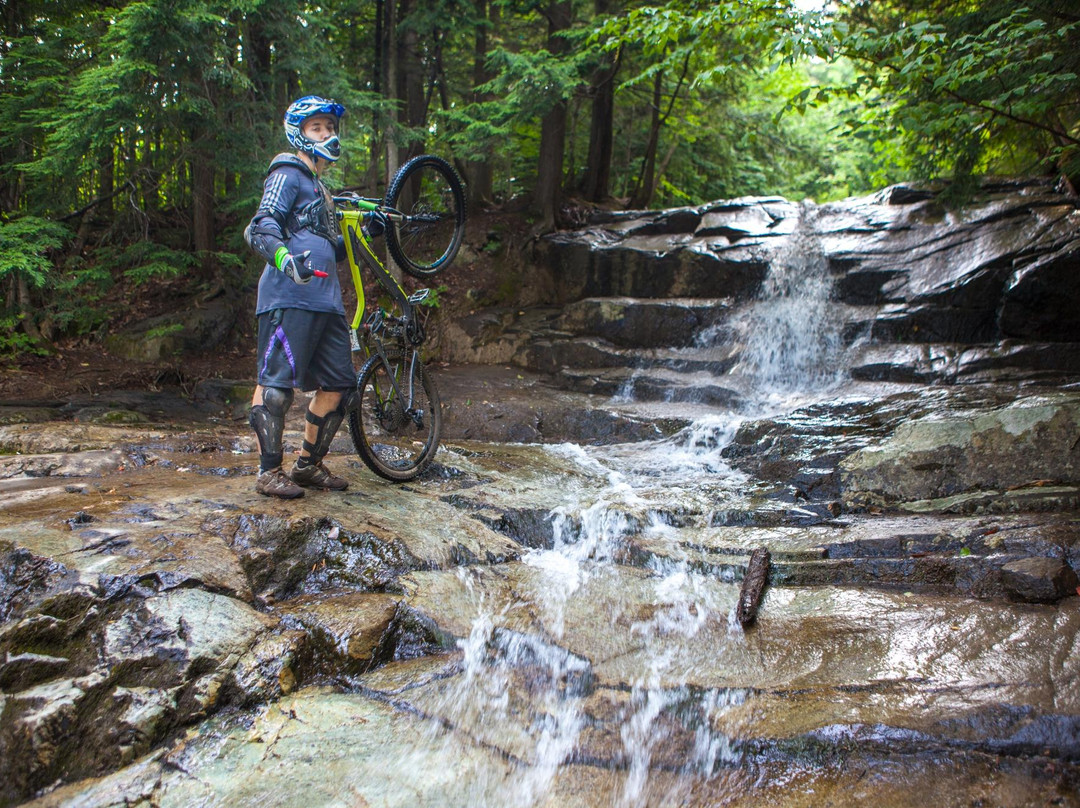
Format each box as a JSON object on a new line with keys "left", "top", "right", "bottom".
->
{"left": 247, "top": 154, "right": 345, "bottom": 316}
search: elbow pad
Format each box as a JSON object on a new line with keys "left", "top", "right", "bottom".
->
{"left": 335, "top": 234, "right": 346, "bottom": 263}
{"left": 245, "top": 215, "right": 287, "bottom": 265}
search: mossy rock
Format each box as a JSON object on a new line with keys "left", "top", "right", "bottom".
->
{"left": 194, "top": 379, "right": 257, "bottom": 407}
{"left": 72, "top": 406, "right": 148, "bottom": 424}
{"left": 103, "top": 298, "right": 237, "bottom": 362}
{"left": 91, "top": 409, "right": 148, "bottom": 425}
{"left": 0, "top": 407, "right": 60, "bottom": 426}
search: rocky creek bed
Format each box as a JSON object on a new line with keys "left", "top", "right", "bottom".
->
{"left": 3, "top": 178, "right": 1080, "bottom": 806}
{"left": 1, "top": 374, "right": 1078, "bottom": 807}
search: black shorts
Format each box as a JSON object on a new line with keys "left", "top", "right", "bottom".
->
{"left": 256, "top": 308, "right": 356, "bottom": 392}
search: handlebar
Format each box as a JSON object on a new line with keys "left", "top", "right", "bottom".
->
{"left": 332, "top": 193, "right": 381, "bottom": 212}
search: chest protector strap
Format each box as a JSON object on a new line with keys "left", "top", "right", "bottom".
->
{"left": 265, "top": 154, "right": 339, "bottom": 242}
{"left": 267, "top": 152, "right": 315, "bottom": 178}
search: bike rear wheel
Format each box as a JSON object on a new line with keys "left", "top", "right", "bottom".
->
{"left": 384, "top": 155, "right": 466, "bottom": 279}
{"left": 348, "top": 351, "right": 442, "bottom": 481}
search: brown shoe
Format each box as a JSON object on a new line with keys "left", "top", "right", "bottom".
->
{"left": 255, "top": 467, "right": 305, "bottom": 499}
{"left": 290, "top": 459, "right": 349, "bottom": 491}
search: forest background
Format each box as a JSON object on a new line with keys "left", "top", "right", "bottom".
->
{"left": 1, "top": 0, "right": 1078, "bottom": 359}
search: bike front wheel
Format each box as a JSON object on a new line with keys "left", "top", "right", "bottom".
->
{"left": 384, "top": 155, "right": 466, "bottom": 279}
{"left": 348, "top": 352, "right": 442, "bottom": 481}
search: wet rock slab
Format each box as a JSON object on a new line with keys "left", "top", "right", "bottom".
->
{"left": 1, "top": 391, "right": 1079, "bottom": 807}
{"left": 841, "top": 391, "right": 1080, "bottom": 508}
{"left": 32, "top": 565, "right": 1076, "bottom": 807}
{"left": 0, "top": 437, "right": 528, "bottom": 804}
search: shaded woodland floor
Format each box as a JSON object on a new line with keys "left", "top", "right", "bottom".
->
{"left": 0, "top": 209, "right": 535, "bottom": 404}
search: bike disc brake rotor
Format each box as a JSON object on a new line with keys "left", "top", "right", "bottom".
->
{"left": 349, "top": 350, "right": 441, "bottom": 482}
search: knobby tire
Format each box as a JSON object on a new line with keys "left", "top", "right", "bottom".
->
{"left": 384, "top": 155, "right": 466, "bottom": 279}
{"left": 348, "top": 352, "right": 442, "bottom": 482}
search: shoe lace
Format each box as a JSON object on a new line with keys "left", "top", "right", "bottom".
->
{"left": 263, "top": 467, "right": 292, "bottom": 484}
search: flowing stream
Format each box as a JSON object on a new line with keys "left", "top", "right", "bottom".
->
{"left": 427, "top": 225, "right": 851, "bottom": 806}
{"left": 6, "top": 182, "right": 1080, "bottom": 807}
{"left": 5, "top": 195, "right": 1080, "bottom": 806}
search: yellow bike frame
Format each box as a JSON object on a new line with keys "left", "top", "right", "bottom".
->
{"left": 337, "top": 203, "right": 425, "bottom": 357}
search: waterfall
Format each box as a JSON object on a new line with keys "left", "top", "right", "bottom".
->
{"left": 414, "top": 210, "right": 852, "bottom": 807}
{"left": 736, "top": 213, "right": 846, "bottom": 403}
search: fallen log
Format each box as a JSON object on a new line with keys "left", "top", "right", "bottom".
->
{"left": 735, "top": 548, "right": 771, "bottom": 629}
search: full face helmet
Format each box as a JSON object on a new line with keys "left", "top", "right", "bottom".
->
{"left": 284, "top": 96, "right": 346, "bottom": 162}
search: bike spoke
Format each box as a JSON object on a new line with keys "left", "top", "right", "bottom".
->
{"left": 384, "top": 155, "right": 465, "bottom": 278}
{"left": 349, "top": 353, "right": 441, "bottom": 481}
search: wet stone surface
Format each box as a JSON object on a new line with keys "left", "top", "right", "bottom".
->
{"left": 0, "top": 380, "right": 1077, "bottom": 808}
{"left": 4, "top": 179, "right": 1080, "bottom": 806}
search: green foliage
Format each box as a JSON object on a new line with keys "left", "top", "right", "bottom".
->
{"left": 824, "top": 2, "right": 1080, "bottom": 194}
{"left": 108, "top": 242, "right": 199, "bottom": 283}
{"left": 414, "top": 285, "right": 450, "bottom": 309}
{"left": 45, "top": 260, "right": 117, "bottom": 336}
{"left": 0, "top": 314, "right": 51, "bottom": 359}
{"left": 145, "top": 322, "right": 185, "bottom": 339}
{"left": 437, "top": 47, "right": 588, "bottom": 161}
{"left": 5, "top": 0, "right": 1078, "bottom": 356}
{"left": 0, "top": 218, "right": 70, "bottom": 287}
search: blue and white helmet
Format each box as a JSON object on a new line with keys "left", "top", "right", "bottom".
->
{"left": 284, "top": 96, "right": 346, "bottom": 162}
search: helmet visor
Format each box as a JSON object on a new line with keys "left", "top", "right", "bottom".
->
{"left": 312, "top": 135, "right": 342, "bottom": 162}
{"left": 301, "top": 114, "right": 343, "bottom": 161}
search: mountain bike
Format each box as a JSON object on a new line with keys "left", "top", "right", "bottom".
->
{"left": 333, "top": 154, "right": 466, "bottom": 481}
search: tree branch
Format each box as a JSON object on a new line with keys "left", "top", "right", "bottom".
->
{"left": 942, "top": 87, "right": 1080, "bottom": 146}
{"left": 58, "top": 179, "right": 137, "bottom": 222}
{"left": 850, "top": 49, "right": 1080, "bottom": 146}
{"left": 659, "top": 51, "right": 692, "bottom": 126}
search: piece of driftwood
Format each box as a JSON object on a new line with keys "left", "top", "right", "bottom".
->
{"left": 735, "top": 548, "right": 771, "bottom": 629}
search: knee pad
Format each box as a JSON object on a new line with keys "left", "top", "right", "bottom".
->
{"left": 302, "top": 392, "right": 352, "bottom": 462}
{"left": 250, "top": 387, "right": 292, "bottom": 471}
{"left": 262, "top": 386, "right": 293, "bottom": 417}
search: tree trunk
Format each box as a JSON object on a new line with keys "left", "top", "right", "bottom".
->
{"left": 631, "top": 52, "right": 690, "bottom": 209}
{"left": 532, "top": 0, "right": 572, "bottom": 230}
{"left": 581, "top": 52, "right": 618, "bottom": 202}
{"left": 465, "top": 0, "right": 495, "bottom": 206}
{"left": 631, "top": 69, "right": 663, "bottom": 209}
{"left": 384, "top": 0, "right": 400, "bottom": 183}
{"left": 97, "top": 143, "right": 114, "bottom": 219}
{"left": 580, "top": 0, "right": 618, "bottom": 203}
{"left": 401, "top": 0, "right": 426, "bottom": 163}
{"left": 16, "top": 274, "right": 44, "bottom": 345}
{"left": 190, "top": 132, "right": 216, "bottom": 273}
{"left": 535, "top": 105, "right": 567, "bottom": 229}
{"left": 0, "top": 0, "right": 23, "bottom": 215}
{"left": 245, "top": 17, "right": 272, "bottom": 97}
{"left": 647, "top": 140, "right": 679, "bottom": 207}
{"left": 133, "top": 130, "right": 153, "bottom": 228}
{"left": 368, "top": 0, "right": 385, "bottom": 192}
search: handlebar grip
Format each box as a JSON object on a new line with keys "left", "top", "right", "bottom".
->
{"left": 332, "top": 195, "right": 381, "bottom": 212}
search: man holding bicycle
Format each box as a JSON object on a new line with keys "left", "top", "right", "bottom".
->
{"left": 243, "top": 96, "right": 355, "bottom": 499}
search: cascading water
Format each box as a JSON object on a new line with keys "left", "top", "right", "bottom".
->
{"left": 726, "top": 210, "right": 849, "bottom": 409}
{"left": 422, "top": 213, "right": 855, "bottom": 805}
{"left": 21, "top": 192, "right": 1076, "bottom": 808}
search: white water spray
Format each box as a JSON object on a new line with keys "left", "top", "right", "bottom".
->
{"left": 422, "top": 214, "right": 853, "bottom": 806}
{"left": 738, "top": 216, "right": 846, "bottom": 404}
